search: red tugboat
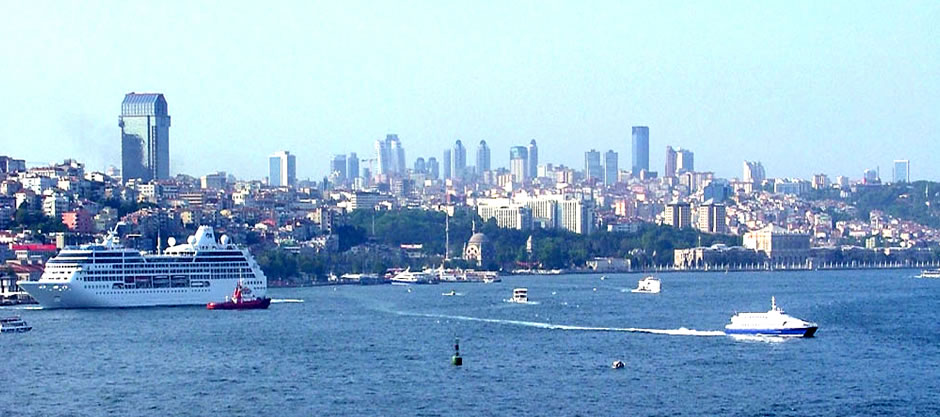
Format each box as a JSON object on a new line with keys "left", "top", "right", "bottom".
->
{"left": 207, "top": 281, "right": 271, "bottom": 310}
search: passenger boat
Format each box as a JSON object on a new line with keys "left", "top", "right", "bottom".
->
{"left": 916, "top": 269, "right": 940, "bottom": 279}
{"left": 631, "top": 276, "right": 661, "bottom": 294}
{"left": 206, "top": 281, "right": 271, "bottom": 310}
{"left": 0, "top": 316, "right": 32, "bottom": 333}
{"left": 725, "top": 297, "right": 818, "bottom": 337}
{"left": 390, "top": 268, "right": 436, "bottom": 285}
{"left": 506, "top": 288, "right": 529, "bottom": 303}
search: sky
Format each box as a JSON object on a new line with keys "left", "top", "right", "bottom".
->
{"left": 1, "top": 1, "right": 938, "bottom": 182}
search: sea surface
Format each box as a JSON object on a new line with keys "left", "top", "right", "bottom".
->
{"left": 2, "top": 269, "right": 939, "bottom": 416}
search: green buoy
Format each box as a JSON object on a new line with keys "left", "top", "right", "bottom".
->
{"left": 451, "top": 337, "right": 462, "bottom": 366}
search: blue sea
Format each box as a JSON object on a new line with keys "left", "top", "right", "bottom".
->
{"left": 2, "top": 269, "right": 939, "bottom": 416}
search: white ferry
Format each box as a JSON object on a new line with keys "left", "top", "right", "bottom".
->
{"left": 506, "top": 288, "right": 528, "bottom": 303}
{"left": 19, "top": 226, "right": 267, "bottom": 309}
{"left": 725, "top": 297, "right": 818, "bottom": 337}
{"left": 390, "top": 268, "right": 436, "bottom": 285}
{"left": 916, "top": 269, "right": 940, "bottom": 279}
{"left": 0, "top": 316, "right": 32, "bottom": 333}
{"left": 631, "top": 276, "right": 661, "bottom": 294}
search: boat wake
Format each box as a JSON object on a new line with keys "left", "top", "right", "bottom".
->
{"left": 504, "top": 300, "right": 541, "bottom": 305}
{"left": 0, "top": 305, "right": 43, "bottom": 310}
{"left": 270, "top": 299, "right": 304, "bottom": 303}
{"left": 727, "top": 334, "right": 789, "bottom": 343}
{"left": 397, "top": 311, "right": 724, "bottom": 337}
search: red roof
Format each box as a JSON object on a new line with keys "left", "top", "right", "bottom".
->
{"left": 11, "top": 244, "right": 57, "bottom": 252}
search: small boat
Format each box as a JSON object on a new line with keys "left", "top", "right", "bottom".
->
{"left": 207, "top": 281, "right": 271, "bottom": 310}
{"left": 631, "top": 276, "right": 661, "bottom": 294}
{"left": 506, "top": 288, "right": 529, "bottom": 303}
{"left": 916, "top": 269, "right": 940, "bottom": 279}
{"left": 725, "top": 297, "right": 818, "bottom": 337}
{"left": 1, "top": 316, "right": 32, "bottom": 333}
{"left": 611, "top": 360, "right": 625, "bottom": 369}
{"left": 600, "top": 275, "right": 607, "bottom": 280}
{"left": 442, "top": 290, "right": 457, "bottom": 296}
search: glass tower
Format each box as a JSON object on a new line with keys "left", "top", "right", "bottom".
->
{"left": 631, "top": 126, "right": 649, "bottom": 175}
{"left": 120, "top": 93, "right": 171, "bottom": 182}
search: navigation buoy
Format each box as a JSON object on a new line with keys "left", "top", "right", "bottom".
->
{"left": 451, "top": 337, "right": 463, "bottom": 366}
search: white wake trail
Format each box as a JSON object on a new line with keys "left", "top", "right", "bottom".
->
{"left": 270, "top": 298, "right": 305, "bottom": 303}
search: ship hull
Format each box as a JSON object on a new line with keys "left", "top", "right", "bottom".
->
{"left": 207, "top": 298, "right": 271, "bottom": 310}
{"left": 724, "top": 326, "right": 817, "bottom": 337}
{"left": 18, "top": 280, "right": 264, "bottom": 309}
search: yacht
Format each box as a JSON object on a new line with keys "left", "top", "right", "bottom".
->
{"left": 390, "top": 268, "right": 436, "bottom": 285}
{"left": 0, "top": 316, "right": 32, "bottom": 333}
{"left": 18, "top": 225, "right": 267, "bottom": 309}
{"left": 916, "top": 269, "right": 940, "bottom": 279}
{"left": 631, "top": 276, "right": 661, "bottom": 294}
{"left": 725, "top": 297, "right": 818, "bottom": 337}
{"left": 506, "top": 288, "right": 529, "bottom": 303}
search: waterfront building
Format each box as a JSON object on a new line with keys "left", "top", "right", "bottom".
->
{"left": 453, "top": 140, "right": 467, "bottom": 179}
{"left": 463, "top": 232, "right": 492, "bottom": 267}
{"left": 584, "top": 149, "right": 602, "bottom": 181}
{"left": 603, "top": 150, "right": 618, "bottom": 186}
{"left": 665, "top": 146, "right": 677, "bottom": 178}
{"left": 893, "top": 160, "right": 910, "bottom": 183}
{"left": 663, "top": 201, "right": 692, "bottom": 229}
{"left": 743, "top": 161, "right": 765, "bottom": 184}
{"left": 632, "top": 126, "right": 650, "bottom": 175}
{"left": 510, "top": 146, "right": 528, "bottom": 182}
{"left": 743, "top": 224, "right": 810, "bottom": 265}
{"left": 476, "top": 140, "right": 491, "bottom": 173}
{"left": 120, "top": 93, "right": 171, "bottom": 182}
{"left": 527, "top": 139, "right": 539, "bottom": 179}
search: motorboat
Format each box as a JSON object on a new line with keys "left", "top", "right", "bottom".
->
{"left": 506, "top": 288, "right": 529, "bottom": 303}
{"left": 442, "top": 290, "right": 457, "bottom": 296}
{"left": 207, "top": 281, "right": 271, "bottom": 310}
{"left": 0, "top": 316, "right": 32, "bottom": 333}
{"left": 390, "top": 268, "right": 436, "bottom": 285}
{"left": 611, "top": 360, "right": 625, "bottom": 369}
{"left": 916, "top": 269, "right": 940, "bottom": 279}
{"left": 631, "top": 276, "right": 661, "bottom": 294}
{"left": 725, "top": 297, "right": 818, "bottom": 337}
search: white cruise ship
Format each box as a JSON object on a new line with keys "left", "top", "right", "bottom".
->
{"left": 19, "top": 226, "right": 267, "bottom": 309}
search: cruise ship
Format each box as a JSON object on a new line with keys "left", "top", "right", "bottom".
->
{"left": 19, "top": 226, "right": 267, "bottom": 309}
{"left": 725, "top": 297, "right": 818, "bottom": 337}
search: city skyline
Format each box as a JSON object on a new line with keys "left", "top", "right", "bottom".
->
{"left": 0, "top": 2, "right": 937, "bottom": 181}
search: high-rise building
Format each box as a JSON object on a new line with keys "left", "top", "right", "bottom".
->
{"left": 743, "top": 161, "right": 765, "bottom": 184}
{"left": 476, "top": 140, "right": 491, "bottom": 173}
{"left": 527, "top": 139, "right": 539, "bottom": 179}
{"left": 676, "top": 148, "right": 694, "bottom": 173}
{"left": 584, "top": 149, "right": 602, "bottom": 181}
{"left": 427, "top": 157, "right": 440, "bottom": 179}
{"left": 697, "top": 202, "right": 727, "bottom": 234}
{"left": 330, "top": 154, "right": 347, "bottom": 180}
{"left": 120, "top": 93, "right": 171, "bottom": 181}
{"left": 509, "top": 146, "right": 528, "bottom": 182}
{"left": 893, "top": 160, "right": 910, "bottom": 183}
{"left": 414, "top": 157, "right": 427, "bottom": 174}
{"left": 268, "top": 151, "right": 296, "bottom": 187}
{"left": 603, "top": 150, "right": 618, "bottom": 186}
{"left": 453, "top": 140, "right": 467, "bottom": 179}
{"left": 443, "top": 150, "right": 452, "bottom": 180}
{"left": 663, "top": 202, "right": 692, "bottom": 229}
{"left": 665, "top": 146, "right": 677, "bottom": 178}
{"left": 375, "top": 134, "right": 406, "bottom": 177}
{"left": 347, "top": 153, "right": 359, "bottom": 180}
{"left": 631, "top": 126, "right": 649, "bottom": 174}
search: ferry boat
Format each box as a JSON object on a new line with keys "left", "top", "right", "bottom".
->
{"left": 390, "top": 268, "right": 436, "bottom": 285}
{"left": 18, "top": 226, "right": 267, "bottom": 309}
{"left": 631, "top": 276, "right": 661, "bottom": 294}
{"left": 725, "top": 297, "right": 818, "bottom": 337}
{"left": 916, "top": 269, "right": 940, "bottom": 279}
{"left": 506, "top": 288, "right": 528, "bottom": 303}
{"left": 0, "top": 316, "right": 32, "bottom": 333}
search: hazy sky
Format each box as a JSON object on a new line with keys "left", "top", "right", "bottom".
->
{"left": 1, "top": 1, "right": 937, "bottom": 181}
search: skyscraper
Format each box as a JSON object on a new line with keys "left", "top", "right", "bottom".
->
{"left": 743, "top": 161, "right": 766, "bottom": 184}
{"left": 375, "top": 134, "right": 406, "bottom": 177}
{"left": 631, "top": 126, "right": 649, "bottom": 175}
{"left": 527, "top": 139, "right": 539, "bottom": 179}
{"left": 584, "top": 149, "right": 602, "bottom": 181}
{"left": 665, "top": 146, "right": 677, "bottom": 178}
{"left": 603, "top": 150, "right": 618, "bottom": 186}
{"left": 330, "top": 154, "right": 347, "bottom": 181}
{"left": 443, "top": 149, "right": 452, "bottom": 180}
{"left": 509, "top": 146, "right": 528, "bottom": 182}
{"left": 427, "top": 157, "right": 440, "bottom": 179}
{"left": 676, "top": 148, "right": 694, "bottom": 173}
{"left": 414, "top": 157, "right": 427, "bottom": 174}
{"left": 120, "top": 92, "right": 171, "bottom": 181}
{"left": 453, "top": 140, "right": 467, "bottom": 178}
{"left": 268, "top": 151, "right": 296, "bottom": 187}
{"left": 347, "top": 152, "right": 359, "bottom": 180}
{"left": 893, "top": 160, "right": 910, "bottom": 183}
{"left": 476, "top": 140, "right": 491, "bottom": 173}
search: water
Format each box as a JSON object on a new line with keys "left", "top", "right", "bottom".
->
{"left": 2, "top": 269, "right": 939, "bottom": 416}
